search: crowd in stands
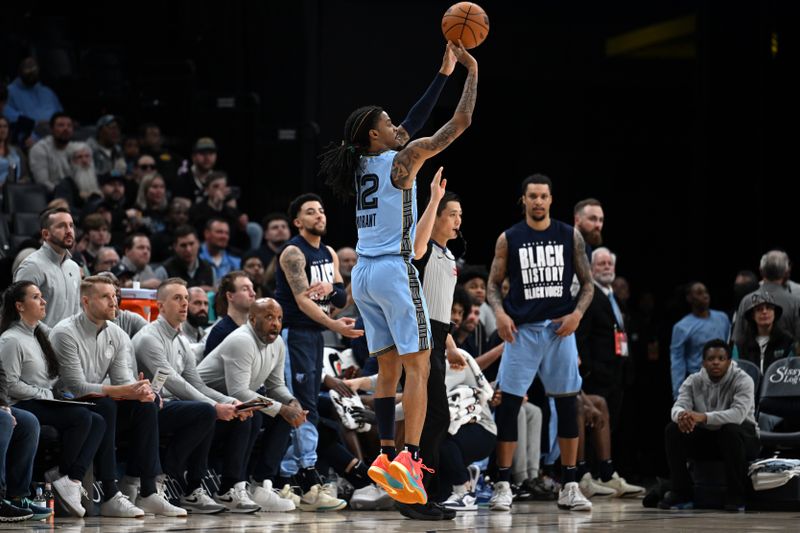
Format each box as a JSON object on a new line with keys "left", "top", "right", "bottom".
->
{"left": 0, "top": 54, "right": 799, "bottom": 524}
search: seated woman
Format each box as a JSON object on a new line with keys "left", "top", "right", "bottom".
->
{"left": 735, "top": 291, "right": 795, "bottom": 373}
{"left": 0, "top": 281, "right": 106, "bottom": 518}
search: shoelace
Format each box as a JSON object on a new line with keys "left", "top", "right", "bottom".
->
{"left": 78, "top": 485, "right": 88, "bottom": 500}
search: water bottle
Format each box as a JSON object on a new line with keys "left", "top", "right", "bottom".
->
{"left": 33, "top": 484, "right": 46, "bottom": 506}
{"left": 44, "top": 482, "right": 55, "bottom": 515}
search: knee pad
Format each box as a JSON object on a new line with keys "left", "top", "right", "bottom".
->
{"left": 495, "top": 392, "right": 524, "bottom": 442}
{"left": 554, "top": 395, "right": 579, "bottom": 439}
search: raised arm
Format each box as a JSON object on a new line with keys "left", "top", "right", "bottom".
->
{"left": 488, "top": 232, "right": 516, "bottom": 343}
{"left": 395, "top": 45, "right": 457, "bottom": 146}
{"left": 391, "top": 41, "right": 478, "bottom": 189}
{"left": 413, "top": 167, "right": 446, "bottom": 259}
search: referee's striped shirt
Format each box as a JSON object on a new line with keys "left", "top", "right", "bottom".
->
{"left": 414, "top": 241, "right": 458, "bottom": 324}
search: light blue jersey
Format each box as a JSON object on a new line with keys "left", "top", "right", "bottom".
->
{"left": 354, "top": 150, "right": 418, "bottom": 258}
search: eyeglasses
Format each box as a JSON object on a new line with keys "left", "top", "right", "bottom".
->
{"left": 138, "top": 164, "right": 157, "bottom": 170}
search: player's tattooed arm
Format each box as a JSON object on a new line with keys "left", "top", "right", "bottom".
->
{"left": 390, "top": 149, "right": 418, "bottom": 189}
{"left": 279, "top": 246, "right": 309, "bottom": 296}
{"left": 487, "top": 232, "right": 508, "bottom": 315}
{"left": 572, "top": 229, "right": 594, "bottom": 316}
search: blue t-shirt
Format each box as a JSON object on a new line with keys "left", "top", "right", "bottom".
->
{"left": 669, "top": 310, "right": 731, "bottom": 397}
{"left": 503, "top": 219, "right": 576, "bottom": 324}
{"left": 354, "top": 150, "right": 418, "bottom": 258}
{"left": 274, "top": 234, "right": 335, "bottom": 330}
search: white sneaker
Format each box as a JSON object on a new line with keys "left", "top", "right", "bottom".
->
{"left": 118, "top": 476, "right": 140, "bottom": 503}
{"left": 298, "top": 484, "right": 347, "bottom": 511}
{"left": 137, "top": 491, "right": 188, "bottom": 517}
{"left": 51, "top": 475, "right": 87, "bottom": 517}
{"left": 349, "top": 484, "right": 394, "bottom": 510}
{"left": 558, "top": 481, "right": 592, "bottom": 511}
{"left": 214, "top": 482, "right": 261, "bottom": 514}
{"left": 489, "top": 481, "right": 513, "bottom": 511}
{"left": 321, "top": 481, "right": 338, "bottom": 499}
{"left": 100, "top": 491, "right": 145, "bottom": 518}
{"left": 578, "top": 473, "right": 616, "bottom": 498}
{"left": 595, "top": 472, "right": 646, "bottom": 498}
{"left": 278, "top": 484, "right": 302, "bottom": 507}
{"left": 443, "top": 490, "right": 478, "bottom": 511}
{"left": 180, "top": 487, "right": 226, "bottom": 514}
{"left": 250, "top": 480, "right": 295, "bottom": 512}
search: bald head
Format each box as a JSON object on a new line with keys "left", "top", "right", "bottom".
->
{"left": 249, "top": 298, "right": 283, "bottom": 344}
{"left": 337, "top": 247, "right": 357, "bottom": 277}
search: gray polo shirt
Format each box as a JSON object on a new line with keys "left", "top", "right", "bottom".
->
{"left": 0, "top": 321, "right": 56, "bottom": 403}
{"left": 114, "top": 310, "right": 148, "bottom": 339}
{"left": 197, "top": 323, "right": 293, "bottom": 417}
{"left": 14, "top": 242, "right": 81, "bottom": 327}
{"left": 133, "top": 315, "right": 233, "bottom": 405}
{"left": 50, "top": 312, "right": 135, "bottom": 397}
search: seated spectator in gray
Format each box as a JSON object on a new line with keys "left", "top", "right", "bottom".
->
{"left": 93, "top": 246, "right": 120, "bottom": 275}
{"left": 28, "top": 112, "right": 73, "bottom": 192}
{"left": 120, "top": 233, "right": 160, "bottom": 289}
{"left": 660, "top": 339, "right": 758, "bottom": 512}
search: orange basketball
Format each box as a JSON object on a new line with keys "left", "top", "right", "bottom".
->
{"left": 442, "top": 2, "right": 489, "bottom": 49}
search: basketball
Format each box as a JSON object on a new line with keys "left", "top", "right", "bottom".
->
{"left": 442, "top": 2, "right": 490, "bottom": 49}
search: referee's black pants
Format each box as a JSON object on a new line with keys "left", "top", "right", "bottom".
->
{"left": 419, "top": 320, "right": 451, "bottom": 498}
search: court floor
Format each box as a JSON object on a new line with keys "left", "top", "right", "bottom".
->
{"left": 1, "top": 500, "right": 797, "bottom": 533}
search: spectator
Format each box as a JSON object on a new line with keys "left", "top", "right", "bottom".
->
{"left": 670, "top": 282, "right": 730, "bottom": 398}
{"left": 93, "top": 246, "right": 120, "bottom": 274}
{"left": 458, "top": 266, "right": 496, "bottom": 338}
{"left": 120, "top": 233, "right": 160, "bottom": 289}
{"left": 134, "top": 173, "right": 169, "bottom": 234}
{"left": 154, "top": 225, "right": 215, "bottom": 290}
{"left": 3, "top": 57, "right": 63, "bottom": 144}
{"left": 575, "top": 247, "right": 627, "bottom": 427}
{"left": 204, "top": 270, "right": 255, "bottom": 355}
{"left": 79, "top": 214, "right": 111, "bottom": 272}
{"left": 190, "top": 172, "right": 250, "bottom": 251}
{"left": 138, "top": 122, "right": 180, "bottom": 185}
{"left": 14, "top": 207, "right": 81, "bottom": 326}
{"left": 336, "top": 246, "right": 357, "bottom": 280}
{"left": 174, "top": 137, "right": 218, "bottom": 203}
{"left": 730, "top": 270, "right": 759, "bottom": 328}
{"left": 124, "top": 154, "right": 156, "bottom": 207}
{"left": 660, "top": 339, "right": 758, "bottom": 512}
{"left": 122, "top": 136, "right": 140, "bottom": 177}
{"left": 454, "top": 297, "right": 487, "bottom": 358}
{"left": 0, "top": 116, "right": 26, "bottom": 184}
{"left": 732, "top": 250, "right": 800, "bottom": 345}
{"left": 87, "top": 115, "right": 126, "bottom": 177}
{"left": 54, "top": 142, "right": 102, "bottom": 211}
{"left": 86, "top": 173, "right": 129, "bottom": 243}
{"left": 28, "top": 112, "right": 73, "bottom": 192}
{"left": 182, "top": 287, "right": 209, "bottom": 344}
{"left": 150, "top": 197, "right": 192, "bottom": 264}
{"left": 242, "top": 251, "right": 270, "bottom": 298}
{"left": 256, "top": 212, "right": 291, "bottom": 275}
{"left": 200, "top": 218, "right": 241, "bottom": 282}
{"left": 734, "top": 292, "right": 795, "bottom": 373}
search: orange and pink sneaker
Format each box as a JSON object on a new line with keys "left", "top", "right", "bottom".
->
{"left": 388, "top": 450, "right": 434, "bottom": 505}
{"left": 368, "top": 454, "right": 404, "bottom": 497}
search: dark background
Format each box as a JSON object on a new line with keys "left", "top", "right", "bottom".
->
{"left": 3, "top": 0, "right": 799, "bottom": 313}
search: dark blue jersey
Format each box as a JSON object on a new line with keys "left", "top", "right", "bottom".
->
{"left": 274, "top": 235, "right": 335, "bottom": 330}
{"left": 503, "top": 219, "right": 576, "bottom": 324}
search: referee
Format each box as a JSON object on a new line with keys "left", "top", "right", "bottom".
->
{"left": 400, "top": 182, "right": 466, "bottom": 520}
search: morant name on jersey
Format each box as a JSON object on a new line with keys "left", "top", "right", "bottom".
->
{"left": 356, "top": 213, "right": 376, "bottom": 229}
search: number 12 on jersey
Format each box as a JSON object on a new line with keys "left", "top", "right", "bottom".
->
{"left": 356, "top": 173, "right": 379, "bottom": 211}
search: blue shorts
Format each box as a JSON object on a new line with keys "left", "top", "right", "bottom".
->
{"left": 351, "top": 255, "right": 431, "bottom": 356}
{"left": 497, "top": 321, "right": 582, "bottom": 397}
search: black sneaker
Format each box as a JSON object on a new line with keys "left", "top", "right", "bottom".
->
{"left": 525, "top": 477, "right": 558, "bottom": 501}
{"left": 511, "top": 482, "right": 532, "bottom": 501}
{"left": 395, "top": 501, "right": 452, "bottom": 520}
{"left": 433, "top": 502, "right": 456, "bottom": 519}
{"left": 0, "top": 500, "right": 34, "bottom": 522}
{"left": 657, "top": 491, "right": 694, "bottom": 510}
{"left": 8, "top": 498, "right": 52, "bottom": 521}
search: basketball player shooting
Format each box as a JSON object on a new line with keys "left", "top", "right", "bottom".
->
{"left": 319, "top": 40, "right": 477, "bottom": 506}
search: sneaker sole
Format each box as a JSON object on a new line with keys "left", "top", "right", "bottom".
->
{"left": 558, "top": 503, "right": 592, "bottom": 511}
{"left": 182, "top": 505, "right": 227, "bottom": 515}
{"left": 444, "top": 504, "right": 478, "bottom": 512}
{"left": 0, "top": 514, "right": 34, "bottom": 522}
{"left": 367, "top": 465, "right": 403, "bottom": 496}
{"left": 388, "top": 462, "right": 427, "bottom": 505}
{"left": 298, "top": 501, "right": 347, "bottom": 512}
{"left": 489, "top": 503, "right": 511, "bottom": 512}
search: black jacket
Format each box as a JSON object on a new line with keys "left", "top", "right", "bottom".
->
{"left": 575, "top": 286, "right": 625, "bottom": 391}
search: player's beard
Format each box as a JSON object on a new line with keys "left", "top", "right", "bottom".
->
{"left": 584, "top": 229, "right": 603, "bottom": 247}
{"left": 307, "top": 225, "right": 327, "bottom": 237}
